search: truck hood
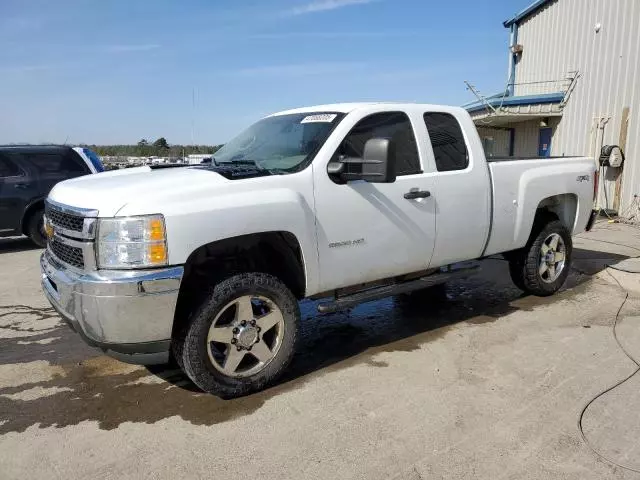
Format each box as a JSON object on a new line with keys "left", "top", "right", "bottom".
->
{"left": 48, "top": 166, "right": 229, "bottom": 216}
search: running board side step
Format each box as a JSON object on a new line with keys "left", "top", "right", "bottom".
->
{"left": 317, "top": 264, "right": 479, "bottom": 313}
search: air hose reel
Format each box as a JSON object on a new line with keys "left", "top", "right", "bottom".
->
{"left": 600, "top": 145, "right": 625, "bottom": 168}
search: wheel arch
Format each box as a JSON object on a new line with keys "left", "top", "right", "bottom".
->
{"left": 21, "top": 197, "right": 46, "bottom": 235}
{"left": 172, "top": 231, "right": 306, "bottom": 338}
{"left": 534, "top": 193, "right": 578, "bottom": 233}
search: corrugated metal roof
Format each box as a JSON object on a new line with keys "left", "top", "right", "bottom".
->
{"left": 503, "top": 0, "right": 556, "bottom": 27}
{"left": 465, "top": 92, "right": 565, "bottom": 113}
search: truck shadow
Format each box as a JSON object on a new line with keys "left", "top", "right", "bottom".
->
{"left": 154, "top": 246, "right": 629, "bottom": 389}
{"left": 0, "top": 247, "right": 630, "bottom": 433}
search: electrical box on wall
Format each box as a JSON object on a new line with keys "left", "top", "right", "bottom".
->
{"left": 599, "top": 145, "right": 624, "bottom": 168}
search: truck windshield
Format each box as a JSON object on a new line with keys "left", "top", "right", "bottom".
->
{"left": 213, "top": 112, "right": 344, "bottom": 173}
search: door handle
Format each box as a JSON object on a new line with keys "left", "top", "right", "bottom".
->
{"left": 14, "top": 183, "right": 30, "bottom": 189}
{"left": 404, "top": 190, "right": 431, "bottom": 200}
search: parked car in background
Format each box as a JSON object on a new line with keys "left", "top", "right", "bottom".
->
{"left": 0, "top": 145, "right": 103, "bottom": 247}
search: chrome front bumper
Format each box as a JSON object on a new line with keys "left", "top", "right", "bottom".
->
{"left": 40, "top": 250, "right": 183, "bottom": 364}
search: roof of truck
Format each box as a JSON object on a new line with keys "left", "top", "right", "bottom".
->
{"left": 270, "top": 102, "right": 462, "bottom": 116}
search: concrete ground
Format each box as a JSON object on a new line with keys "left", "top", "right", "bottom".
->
{"left": 1, "top": 222, "right": 640, "bottom": 480}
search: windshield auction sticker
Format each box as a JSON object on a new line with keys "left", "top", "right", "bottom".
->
{"left": 301, "top": 114, "right": 337, "bottom": 123}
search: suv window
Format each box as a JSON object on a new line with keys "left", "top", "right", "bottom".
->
{"left": 338, "top": 112, "right": 421, "bottom": 176}
{"left": 423, "top": 112, "right": 468, "bottom": 172}
{"left": 0, "top": 154, "right": 22, "bottom": 178}
{"left": 26, "top": 152, "right": 86, "bottom": 174}
{"left": 82, "top": 148, "right": 105, "bottom": 172}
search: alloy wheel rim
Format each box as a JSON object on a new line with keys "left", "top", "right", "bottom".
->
{"left": 538, "top": 233, "right": 566, "bottom": 283}
{"left": 206, "top": 295, "right": 285, "bottom": 378}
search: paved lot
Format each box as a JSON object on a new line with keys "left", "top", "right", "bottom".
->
{"left": 1, "top": 223, "right": 640, "bottom": 480}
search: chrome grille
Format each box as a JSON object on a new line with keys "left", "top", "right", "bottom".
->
{"left": 46, "top": 208, "right": 85, "bottom": 233}
{"left": 50, "top": 237, "right": 84, "bottom": 269}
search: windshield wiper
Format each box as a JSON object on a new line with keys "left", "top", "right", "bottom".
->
{"left": 217, "top": 159, "right": 261, "bottom": 167}
{"left": 215, "top": 159, "right": 288, "bottom": 175}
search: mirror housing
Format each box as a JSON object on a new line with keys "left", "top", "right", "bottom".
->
{"left": 328, "top": 138, "right": 397, "bottom": 183}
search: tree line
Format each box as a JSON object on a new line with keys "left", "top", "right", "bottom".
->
{"left": 85, "top": 138, "right": 223, "bottom": 158}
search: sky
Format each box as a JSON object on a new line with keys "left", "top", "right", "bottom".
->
{"left": 0, "top": 0, "right": 528, "bottom": 145}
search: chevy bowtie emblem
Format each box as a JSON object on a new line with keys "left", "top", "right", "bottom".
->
{"left": 44, "top": 218, "right": 54, "bottom": 239}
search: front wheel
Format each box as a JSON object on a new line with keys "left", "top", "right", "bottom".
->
{"left": 175, "top": 273, "right": 300, "bottom": 398}
{"left": 508, "top": 219, "right": 572, "bottom": 296}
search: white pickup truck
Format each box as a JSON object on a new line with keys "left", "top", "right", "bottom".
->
{"left": 41, "top": 103, "right": 597, "bottom": 397}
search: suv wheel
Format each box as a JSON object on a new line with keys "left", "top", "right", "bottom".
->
{"left": 508, "top": 219, "right": 572, "bottom": 296}
{"left": 175, "top": 273, "right": 300, "bottom": 398}
{"left": 27, "top": 208, "right": 47, "bottom": 248}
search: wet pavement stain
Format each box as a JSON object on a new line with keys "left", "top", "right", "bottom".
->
{"left": 0, "top": 249, "right": 628, "bottom": 434}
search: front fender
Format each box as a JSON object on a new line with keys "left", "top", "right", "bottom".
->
{"left": 120, "top": 186, "right": 320, "bottom": 296}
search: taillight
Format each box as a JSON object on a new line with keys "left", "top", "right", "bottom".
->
{"left": 593, "top": 169, "right": 599, "bottom": 203}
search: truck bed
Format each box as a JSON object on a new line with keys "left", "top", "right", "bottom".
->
{"left": 483, "top": 156, "right": 595, "bottom": 257}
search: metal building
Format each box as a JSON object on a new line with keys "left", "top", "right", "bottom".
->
{"left": 465, "top": 0, "right": 640, "bottom": 214}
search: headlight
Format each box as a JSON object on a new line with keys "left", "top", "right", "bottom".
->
{"left": 97, "top": 215, "right": 168, "bottom": 269}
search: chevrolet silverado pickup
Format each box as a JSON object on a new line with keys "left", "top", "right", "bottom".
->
{"left": 40, "top": 103, "right": 597, "bottom": 397}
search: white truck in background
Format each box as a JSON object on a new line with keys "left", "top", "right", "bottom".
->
{"left": 40, "top": 103, "right": 597, "bottom": 397}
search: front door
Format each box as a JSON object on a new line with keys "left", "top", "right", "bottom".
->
{"left": 538, "top": 127, "right": 552, "bottom": 157}
{"left": 313, "top": 111, "right": 436, "bottom": 291}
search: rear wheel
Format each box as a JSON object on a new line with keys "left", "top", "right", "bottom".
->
{"left": 26, "top": 208, "right": 47, "bottom": 248}
{"left": 508, "top": 220, "right": 572, "bottom": 296}
{"left": 508, "top": 259, "right": 526, "bottom": 291}
{"left": 175, "top": 273, "right": 300, "bottom": 398}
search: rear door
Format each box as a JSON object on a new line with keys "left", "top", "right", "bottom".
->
{"left": 0, "top": 153, "right": 31, "bottom": 234}
{"left": 313, "top": 110, "right": 437, "bottom": 291}
{"left": 25, "top": 150, "right": 89, "bottom": 196}
{"left": 419, "top": 111, "right": 491, "bottom": 267}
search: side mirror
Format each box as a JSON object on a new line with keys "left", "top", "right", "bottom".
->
{"left": 327, "top": 138, "right": 397, "bottom": 183}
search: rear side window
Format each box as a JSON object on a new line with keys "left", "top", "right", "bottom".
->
{"left": 338, "top": 112, "right": 421, "bottom": 176}
{"left": 0, "top": 154, "right": 22, "bottom": 178}
{"left": 82, "top": 148, "right": 105, "bottom": 172}
{"left": 423, "top": 112, "right": 469, "bottom": 172}
{"left": 26, "top": 152, "right": 86, "bottom": 174}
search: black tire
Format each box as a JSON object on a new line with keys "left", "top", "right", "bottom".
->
{"left": 508, "top": 219, "right": 572, "bottom": 296}
{"left": 174, "top": 273, "right": 300, "bottom": 398}
{"left": 508, "top": 259, "right": 526, "bottom": 291}
{"left": 26, "top": 208, "right": 47, "bottom": 248}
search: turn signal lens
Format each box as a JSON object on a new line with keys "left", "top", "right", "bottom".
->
{"left": 149, "top": 219, "right": 164, "bottom": 241}
{"left": 148, "top": 243, "right": 167, "bottom": 263}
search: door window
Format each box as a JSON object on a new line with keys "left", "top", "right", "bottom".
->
{"left": 0, "top": 154, "right": 22, "bottom": 178}
{"left": 26, "top": 152, "right": 86, "bottom": 174}
{"left": 423, "top": 112, "right": 469, "bottom": 171}
{"left": 337, "top": 112, "right": 421, "bottom": 176}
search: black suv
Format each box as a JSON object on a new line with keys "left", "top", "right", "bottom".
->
{"left": 0, "top": 145, "right": 103, "bottom": 247}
